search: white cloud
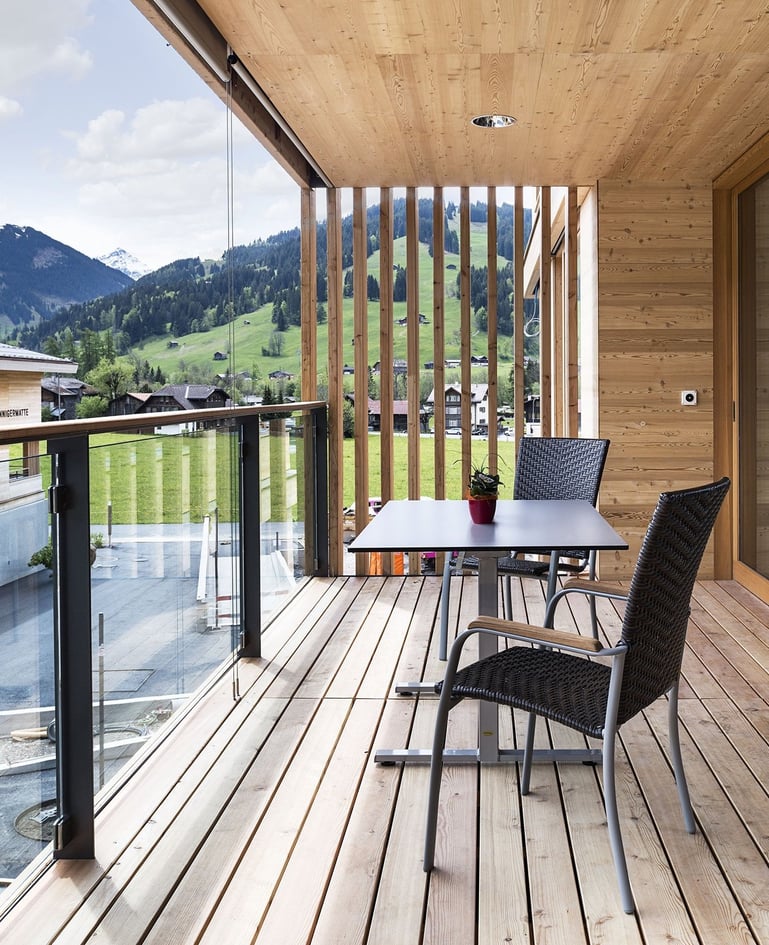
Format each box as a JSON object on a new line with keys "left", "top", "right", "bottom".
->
{"left": 55, "top": 97, "right": 298, "bottom": 268}
{"left": 0, "top": 97, "right": 23, "bottom": 122}
{"left": 0, "top": 0, "right": 93, "bottom": 95}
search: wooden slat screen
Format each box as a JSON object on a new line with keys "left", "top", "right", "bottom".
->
{"left": 306, "top": 185, "right": 578, "bottom": 574}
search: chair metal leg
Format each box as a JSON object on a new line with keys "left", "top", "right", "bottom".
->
{"left": 423, "top": 681, "right": 455, "bottom": 870}
{"left": 503, "top": 574, "right": 513, "bottom": 620}
{"left": 602, "top": 724, "right": 635, "bottom": 914}
{"left": 668, "top": 680, "right": 696, "bottom": 833}
{"left": 520, "top": 712, "right": 537, "bottom": 795}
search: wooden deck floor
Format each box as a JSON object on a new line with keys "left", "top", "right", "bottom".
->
{"left": 2, "top": 573, "right": 769, "bottom": 944}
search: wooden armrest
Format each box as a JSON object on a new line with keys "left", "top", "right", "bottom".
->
{"left": 467, "top": 615, "right": 604, "bottom": 653}
{"left": 562, "top": 577, "right": 629, "bottom": 598}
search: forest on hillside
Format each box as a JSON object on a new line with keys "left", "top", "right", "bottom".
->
{"left": 12, "top": 198, "right": 534, "bottom": 400}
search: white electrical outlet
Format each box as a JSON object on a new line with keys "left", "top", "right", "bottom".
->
{"left": 681, "top": 390, "right": 698, "bottom": 406}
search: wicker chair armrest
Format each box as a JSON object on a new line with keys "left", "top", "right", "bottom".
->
{"left": 467, "top": 615, "right": 607, "bottom": 655}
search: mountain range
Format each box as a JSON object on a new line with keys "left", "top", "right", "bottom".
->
{"left": 0, "top": 224, "right": 135, "bottom": 332}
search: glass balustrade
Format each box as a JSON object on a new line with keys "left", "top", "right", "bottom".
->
{"left": 0, "top": 404, "right": 326, "bottom": 892}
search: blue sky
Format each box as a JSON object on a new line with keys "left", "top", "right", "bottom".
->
{"left": 0, "top": 0, "right": 300, "bottom": 269}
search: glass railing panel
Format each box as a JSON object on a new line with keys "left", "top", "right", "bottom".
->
{"left": 0, "top": 446, "right": 56, "bottom": 890}
{"left": 86, "top": 419, "right": 240, "bottom": 793}
{"left": 259, "top": 412, "right": 308, "bottom": 622}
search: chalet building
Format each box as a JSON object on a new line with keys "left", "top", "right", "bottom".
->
{"left": 426, "top": 383, "right": 491, "bottom": 433}
{"left": 0, "top": 343, "right": 77, "bottom": 585}
{"left": 40, "top": 376, "right": 97, "bottom": 420}
{"left": 108, "top": 391, "right": 152, "bottom": 416}
{"left": 136, "top": 384, "right": 230, "bottom": 414}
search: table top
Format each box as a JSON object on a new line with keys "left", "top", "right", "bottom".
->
{"left": 348, "top": 499, "right": 627, "bottom": 554}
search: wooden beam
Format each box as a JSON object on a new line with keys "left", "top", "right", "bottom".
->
{"left": 433, "top": 188, "right": 446, "bottom": 497}
{"left": 565, "top": 187, "right": 579, "bottom": 435}
{"left": 379, "top": 188, "right": 396, "bottom": 574}
{"left": 487, "top": 187, "right": 498, "bottom": 476}
{"left": 460, "top": 187, "right": 472, "bottom": 488}
{"left": 514, "top": 187, "right": 525, "bottom": 445}
{"left": 540, "top": 187, "right": 552, "bottom": 438}
{"left": 406, "top": 188, "right": 420, "bottom": 573}
{"left": 326, "top": 189, "right": 344, "bottom": 575}
{"left": 353, "top": 188, "right": 369, "bottom": 575}
{"left": 712, "top": 186, "right": 735, "bottom": 580}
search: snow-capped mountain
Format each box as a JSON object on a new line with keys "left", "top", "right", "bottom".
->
{"left": 98, "top": 247, "right": 152, "bottom": 281}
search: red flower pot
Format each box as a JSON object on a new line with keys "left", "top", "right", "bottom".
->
{"left": 468, "top": 496, "right": 496, "bottom": 524}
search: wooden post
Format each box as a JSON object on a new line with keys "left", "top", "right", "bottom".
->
{"left": 406, "top": 187, "right": 420, "bottom": 573}
{"left": 353, "top": 187, "right": 369, "bottom": 575}
{"left": 565, "top": 186, "right": 579, "bottom": 435}
{"left": 487, "top": 186, "right": 498, "bottom": 476}
{"left": 379, "top": 188, "right": 396, "bottom": 573}
{"left": 514, "top": 186, "right": 525, "bottom": 446}
{"left": 460, "top": 187, "right": 472, "bottom": 488}
{"left": 540, "top": 187, "right": 552, "bottom": 438}
{"left": 326, "top": 188, "right": 344, "bottom": 575}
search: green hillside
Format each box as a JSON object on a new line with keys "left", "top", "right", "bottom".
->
{"left": 138, "top": 225, "right": 513, "bottom": 390}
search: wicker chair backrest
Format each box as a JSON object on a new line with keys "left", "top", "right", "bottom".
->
{"left": 513, "top": 437, "right": 610, "bottom": 559}
{"left": 617, "top": 477, "right": 730, "bottom": 725}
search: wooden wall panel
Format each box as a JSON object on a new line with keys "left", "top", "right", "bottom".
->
{"left": 597, "top": 179, "right": 715, "bottom": 578}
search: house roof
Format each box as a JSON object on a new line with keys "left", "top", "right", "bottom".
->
{"left": 0, "top": 343, "right": 78, "bottom": 375}
{"left": 137, "top": 1, "right": 769, "bottom": 188}
{"left": 144, "top": 384, "right": 228, "bottom": 410}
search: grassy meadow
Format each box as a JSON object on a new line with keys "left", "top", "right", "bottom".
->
{"left": 136, "top": 223, "right": 513, "bottom": 388}
{"left": 12, "top": 429, "right": 517, "bottom": 527}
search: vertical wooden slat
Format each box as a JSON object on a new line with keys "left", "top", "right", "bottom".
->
{"left": 379, "top": 188, "right": 395, "bottom": 574}
{"left": 433, "top": 187, "right": 446, "bottom": 498}
{"left": 353, "top": 188, "right": 369, "bottom": 575}
{"left": 300, "top": 187, "right": 318, "bottom": 400}
{"left": 300, "top": 187, "right": 318, "bottom": 575}
{"left": 552, "top": 253, "right": 564, "bottom": 435}
{"left": 487, "top": 187, "right": 499, "bottom": 476}
{"left": 433, "top": 187, "right": 447, "bottom": 572}
{"left": 540, "top": 187, "right": 552, "bottom": 438}
{"left": 565, "top": 186, "right": 579, "bottom": 434}
{"left": 514, "top": 186, "right": 525, "bottom": 445}
{"left": 406, "top": 188, "right": 420, "bottom": 572}
{"left": 326, "top": 189, "right": 344, "bottom": 575}
{"left": 713, "top": 186, "right": 734, "bottom": 579}
{"left": 460, "top": 187, "right": 472, "bottom": 487}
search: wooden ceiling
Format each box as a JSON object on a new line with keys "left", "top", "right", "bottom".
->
{"left": 138, "top": 0, "right": 769, "bottom": 189}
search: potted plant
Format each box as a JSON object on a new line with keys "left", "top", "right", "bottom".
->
{"left": 467, "top": 462, "right": 503, "bottom": 524}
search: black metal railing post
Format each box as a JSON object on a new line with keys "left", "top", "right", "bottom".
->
{"left": 238, "top": 415, "right": 262, "bottom": 658}
{"left": 48, "top": 435, "right": 94, "bottom": 859}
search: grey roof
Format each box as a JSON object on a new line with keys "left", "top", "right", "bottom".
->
{"left": 0, "top": 343, "right": 78, "bottom": 373}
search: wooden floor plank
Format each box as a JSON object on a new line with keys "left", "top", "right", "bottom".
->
{"left": 3, "top": 576, "right": 769, "bottom": 945}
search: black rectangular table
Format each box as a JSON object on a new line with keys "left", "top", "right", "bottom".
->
{"left": 349, "top": 499, "right": 628, "bottom": 764}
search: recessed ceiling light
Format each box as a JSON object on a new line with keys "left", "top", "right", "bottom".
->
{"left": 471, "top": 114, "right": 516, "bottom": 128}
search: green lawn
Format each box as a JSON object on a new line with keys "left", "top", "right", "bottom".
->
{"left": 342, "top": 434, "right": 516, "bottom": 505}
{"left": 14, "top": 429, "right": 515, "bottom": 526}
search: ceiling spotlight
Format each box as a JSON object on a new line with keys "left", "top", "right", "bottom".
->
{"left": 471, "top": 114, "right": 516, "bottom": 128}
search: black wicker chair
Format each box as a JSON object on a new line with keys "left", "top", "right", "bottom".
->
{"left": 424, "top": 477, "right": 730, "bottom": 914}
{"left": 438, "top": 436, "right": 610, "bottom": 660}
